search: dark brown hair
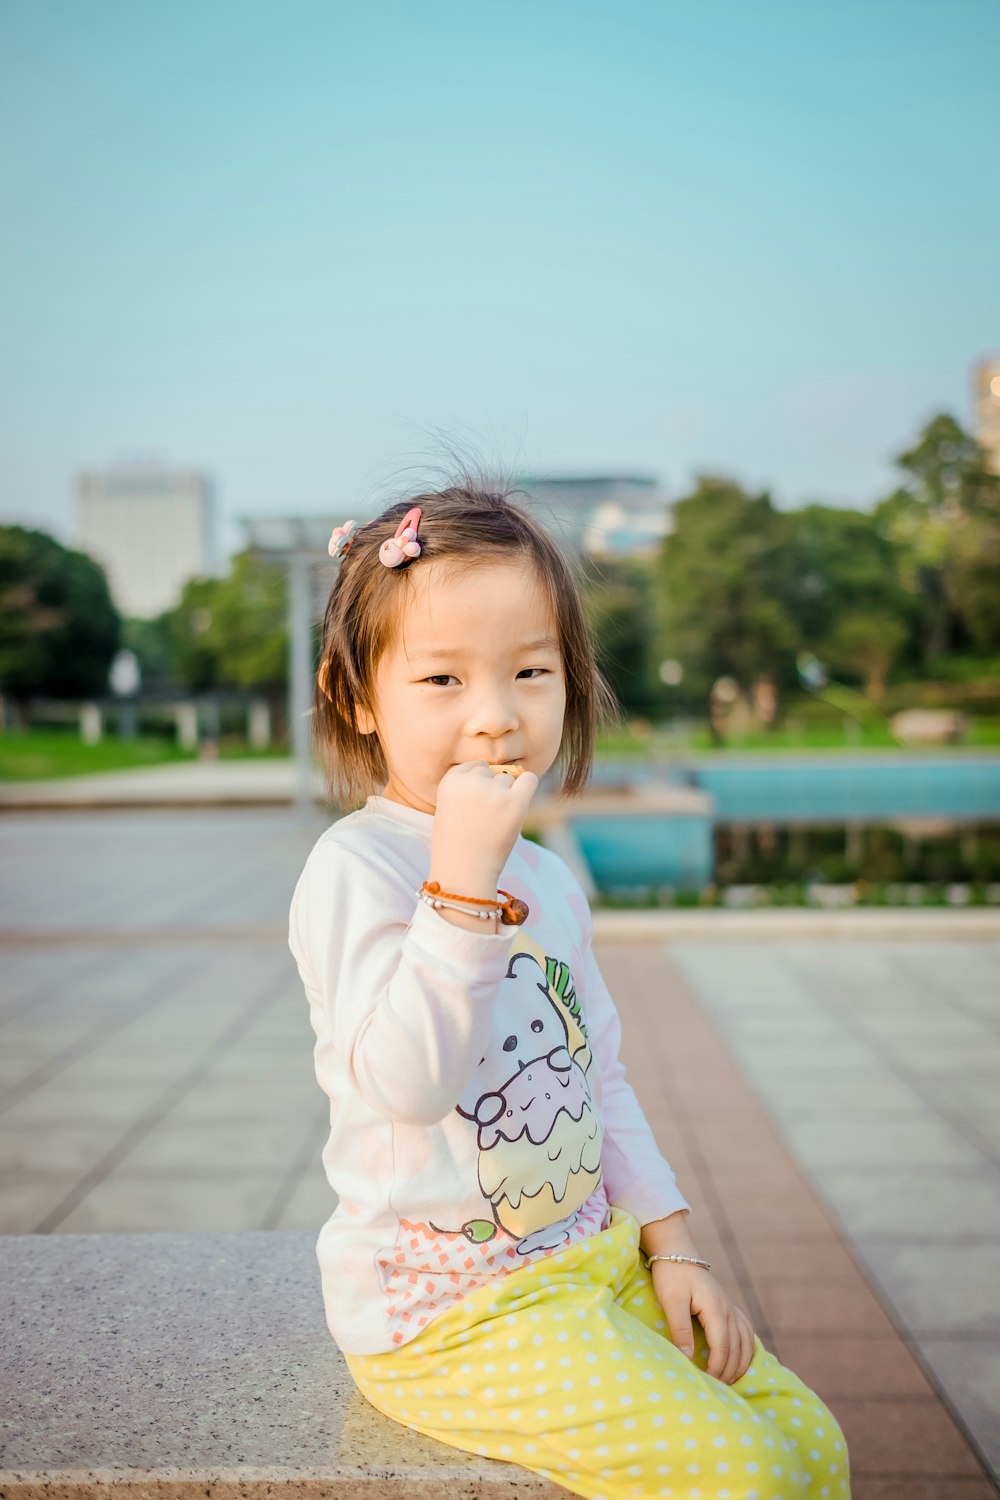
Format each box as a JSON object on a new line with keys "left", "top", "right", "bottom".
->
{"left": 314, "top": 483, "right": 619, "bottom": 806}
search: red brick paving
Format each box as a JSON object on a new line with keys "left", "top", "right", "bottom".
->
{"left": 600, "top": 941, "right": 999, "bottom": 1499}
{"left": 769, "top": 1335, "right": 934, "bottom": 1400}
{"left": 851, "top": 1483, "right": 998, "bottom": 1500}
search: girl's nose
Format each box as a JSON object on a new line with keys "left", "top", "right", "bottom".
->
{"left": 465, "top": 684, "right": 519, "bottom": 738}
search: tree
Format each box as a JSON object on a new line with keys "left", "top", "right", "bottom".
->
{"left": 822, "top": 608, "right": 909, "bottom": 700}
{"left": 165, "top": 575, "right": 224, "bottom": 693}
{"left": 580, "top": 557, "right": 658, "bottom": 714}
{"left": 875, "top": 413, "right": 1000, "bottom": 663}
{"left": 122, "top": 615, "right": 177, "bottom": 691}
{"left": 653, "top": 478, "right": 798, "bottom": 708}
{"left": 951, "top": 517, "right": 1000, "bottom": 652}
{"left": 784, "top": 504, "right": 915, "bottom": 692}
{"left": 165, "top": 550, "right": 288, "bottom": 693}
{"left": 0, "top": 526, "right": 120, "bottom": 705}
{"left": 948, "top": 454, "right": 1000, "bottom": 653}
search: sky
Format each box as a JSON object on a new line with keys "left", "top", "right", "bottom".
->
{"left": 1, "top": 0, "right": 998, "bottom": 557}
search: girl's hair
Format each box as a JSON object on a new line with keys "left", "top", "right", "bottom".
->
{"left": 314, "top": 482, "right": 619, "bottom": 805}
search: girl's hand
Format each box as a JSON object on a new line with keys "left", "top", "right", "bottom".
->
{"left": 430, "top": 761, "right": 539, "bottom": 897}
{"left": 651, "top": 1262, "right": 756, "bottom": 1385}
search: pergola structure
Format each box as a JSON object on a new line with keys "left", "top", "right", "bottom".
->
{"left": 240, "top": 516, "right": 341, "bottom": 811}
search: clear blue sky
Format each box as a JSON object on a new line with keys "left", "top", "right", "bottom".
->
{"left": 1, "top": 0, "right": 998, "bottom": 554}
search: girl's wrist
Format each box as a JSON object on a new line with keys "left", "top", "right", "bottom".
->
{"left": 426, "top": 865, "right": 504, "bottom": 901}
{"left": 640, "top": 1210, "right": 703, "bottom": 1261}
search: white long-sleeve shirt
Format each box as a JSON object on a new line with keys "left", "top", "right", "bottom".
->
{"left": 288, "top": 794, "right": 689, "bottom": 1354}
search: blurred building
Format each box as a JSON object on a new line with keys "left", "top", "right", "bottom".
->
{"left": 973, "top": 354, "right": 1000, "bottom": 474}
{"left": 517, "top": 475, "right": 670, "bottom": 556}
{"left": 77, "top": 464, "right": 217, "bottom": 618}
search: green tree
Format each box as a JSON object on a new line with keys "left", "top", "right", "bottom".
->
{"left": 949, "top": 454, "right": 1000, "bottom": 653}
{"left": 0, "top": 526, "right": 120, "bottom": 705}
{"left": 951, "top": 518, "right": 1000, "bottom": 651}
{"left": 206, "top": 550, "right": 288, "bottom": 690}
{"left": 822, "top": 608, "right": 909, "bottom": 700}
{"left": 122, "top": 615, "right": 177, "bottom": 691}
{"left": 653, "top": 478, "right": 798, "bottom": 707}
{"left": 784, "top": 504, "right": 915, "bottom": 692}
{"left": 165, "top": 551, "right": 288, "bottom": 693}
{"left": 165, "top": 575, "right": 220, "bottom": 692}
{"left": 875, "top": 413, "right": 1000, "bottom": 663}
{"left": 580, "top": 557, "right": 657, "bottom": 714}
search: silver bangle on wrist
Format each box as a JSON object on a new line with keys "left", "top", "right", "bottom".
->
{"left": 644, "top": 1252, "right": 712, "bottom": 1271}
{"left": 416, "top": 888, "right": 503, "bottom": 921}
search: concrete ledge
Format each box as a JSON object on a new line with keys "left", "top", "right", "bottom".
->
{"left": 0, "top": 762, "right": 316, "bottom": 811}
{"left": 0, "top": 1231, "right": 563, "bottom": 1498}
{"left": 2, "top": 909, "right": 996, "bottom": 953}
{"left": 589, "top": 907, "right": 1000, "bottom": 941}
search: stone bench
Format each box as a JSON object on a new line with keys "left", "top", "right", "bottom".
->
{"left": 1, "top": 1231, "right": 565, "bottom": 1497}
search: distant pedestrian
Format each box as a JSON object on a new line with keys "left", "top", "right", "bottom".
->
{"left": 289, "top": 481, "right": 849, "bottom": 1499}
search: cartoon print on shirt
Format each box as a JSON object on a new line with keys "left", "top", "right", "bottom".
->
{"left": 450, "top": 931, "right": 604, "bottom": 1255}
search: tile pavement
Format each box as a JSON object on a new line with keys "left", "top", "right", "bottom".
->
{"left": 668, "top": 940, "right": 1000, "bottom": 1491}
{"left": 1, "top": 808, "right": 998, "bottom": 1496}
{"left": 612, "top": 943, "right": 1000, "bottom": 1495}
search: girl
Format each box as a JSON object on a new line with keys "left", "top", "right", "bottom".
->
{"left": 289, "top": 484, "right": 850, "bottom": 1500}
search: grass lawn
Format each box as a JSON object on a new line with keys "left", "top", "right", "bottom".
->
{"left": 0, "top": 731, "right": 197, "bottom": 781}
{"left": 0, "top": 731, "right": 291, "bottom": 781}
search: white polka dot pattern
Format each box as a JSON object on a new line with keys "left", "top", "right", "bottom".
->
{"left": 346, "top": 1208, "right": 850, "bottom": 1500}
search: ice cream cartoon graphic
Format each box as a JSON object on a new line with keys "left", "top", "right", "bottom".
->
{"left": 453, "top": 933, "right": 603, "bottom": 1254}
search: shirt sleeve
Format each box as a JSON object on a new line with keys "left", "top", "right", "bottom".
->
{"left": 290, "top": 838, "right": 516, "bottom": 1127}
{"left": 576, "top": 898, "right": 691, "bottom": 1227}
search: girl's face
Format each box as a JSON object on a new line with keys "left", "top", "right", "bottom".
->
{"left": 357, "top": 556, "right": 567, "bottom": 814}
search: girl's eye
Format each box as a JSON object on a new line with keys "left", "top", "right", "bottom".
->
{"left": 423, "top": 669, "right": 550, "bottom": 686}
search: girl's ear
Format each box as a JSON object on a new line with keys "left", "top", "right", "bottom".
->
{"left": 318, "top": 660, "right": 377, "bottom": 735}
{"left": 354, "top": 701, "right": 377, "bottom": 735}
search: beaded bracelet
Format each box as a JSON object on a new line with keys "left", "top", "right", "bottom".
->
{"left": 418, "top": 880, "right": 530, "bottom": 927}
{"left": 417, "top": 888, "right": 503, "bottom": 921}
{"left": 644, "top": 1252, "right": 712, "bottom": 1271}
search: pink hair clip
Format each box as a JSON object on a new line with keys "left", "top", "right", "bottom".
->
{"left": 328, "top": 519, "right": 359, "bottom": 558}
{"left": 379, "top": 507, "right": 422, "bottom": 568}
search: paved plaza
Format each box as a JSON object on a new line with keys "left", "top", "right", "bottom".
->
{"left": 1, "top": 806, "right": 998, "bottom": 1495}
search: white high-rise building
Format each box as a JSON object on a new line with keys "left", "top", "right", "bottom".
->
{"left": 77, "top": 465, "right": 217, "bottom": 618}
{"left": 517, "top": 475, "right": 670, "bottom": 557}
{"left": 974, "top": 355, "right": 1000, "bottom": 475}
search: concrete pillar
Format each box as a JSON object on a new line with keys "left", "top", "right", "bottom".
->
{"left": 248, "top": 699, "right": 271, "bottom": 750}
{"left": 80, "top": 703, "right": 102, "bottom": 745}
{"left": 200, "top": 699, "right": 221, "bottom": 757}
{"left": 175, "top": 702, "right": 198, "bottom": 751}
{"left": 288, "top": 552, "right": 314, "bottom": 811}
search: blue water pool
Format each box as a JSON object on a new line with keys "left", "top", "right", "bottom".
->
{"left": 575, "top": 755, "right": 1000, "bottom": 889}
{"left": 573, "top": 814, "right": 714, "bottom": 887}
{"left": 691, "top": 756, "right": 1000, "bottom": 823}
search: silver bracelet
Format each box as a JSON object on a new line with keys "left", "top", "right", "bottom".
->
{"left": 416, "top": 888, "right": 503, "bottom": 921}
{"left": 644, "top": 1252, "right": 712, "bottom": 1271}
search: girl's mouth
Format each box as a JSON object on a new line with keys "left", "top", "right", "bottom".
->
{"left": 488, "top": 760, "right": 526, "bottom": 777}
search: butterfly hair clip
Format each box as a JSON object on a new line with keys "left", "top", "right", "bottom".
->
{"left": 379, "top": 507, "right": 422, "bottom": 568}
{"left": 328, "top": 519, "right": 360, "bottom": 558}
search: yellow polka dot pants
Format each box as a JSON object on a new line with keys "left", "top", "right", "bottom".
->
{"left": 346, "top": 1208, "right": 850, "bottom": 1499}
